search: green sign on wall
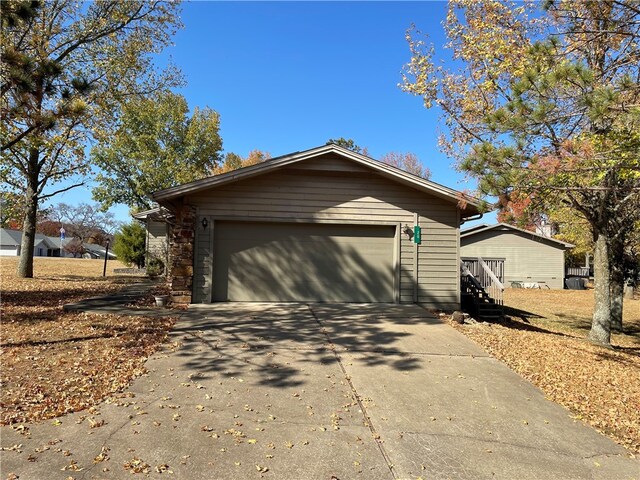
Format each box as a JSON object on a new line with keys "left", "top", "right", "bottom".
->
{"left": 414, "top": 225, "right": 421, "bottom": 244}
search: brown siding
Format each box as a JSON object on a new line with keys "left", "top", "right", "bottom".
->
{"left": 147, "top": 220, "right": 167, "bottom": 256}
{"left": 186, "top": 154, "right": 460, "bottom": 309}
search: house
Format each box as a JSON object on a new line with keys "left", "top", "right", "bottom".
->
{"left": 151, "top": 144, "right": 482, "bottom": 307}
{"left": 460, "top": 223, "right": 574, "bottom": 289}
{"left": 82, "top": 242, "right": 118, "bottom": 260}
{"left": 0, "top": 228, "right": 59, "bottom": 257}
{"left": 0, "top": 228, "right": 116, "bottom": 259}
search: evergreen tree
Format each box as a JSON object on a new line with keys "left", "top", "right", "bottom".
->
{"left": 326, "top": 137, "right": 362, "bottom": 153}
{"left": 113, "top": 222, "right": 146, "bottom": 269}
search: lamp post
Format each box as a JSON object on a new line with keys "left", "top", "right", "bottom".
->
{"left": 103, "top": 239, "right": 110, "bottom": 277}
{"left": 60, "top": 227, "right": 65, "bottom": 257}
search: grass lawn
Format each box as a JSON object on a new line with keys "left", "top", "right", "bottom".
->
{"left": 0, "top": 257, "right": 176, "bottom": 425}
{"left": 451, "top": 288, "right": 640, "bottom": 453}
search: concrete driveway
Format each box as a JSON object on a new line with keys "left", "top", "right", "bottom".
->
{"left": 1, "top": 303, "right": 637, "bottom": 480}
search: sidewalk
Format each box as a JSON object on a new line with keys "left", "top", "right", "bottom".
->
{"left": 63, "top": 280, "right": 176, "bottom": 317}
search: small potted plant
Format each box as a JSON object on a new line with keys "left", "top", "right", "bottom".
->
{"left": 154, "top": 294, "right": 170, "bottom": 307}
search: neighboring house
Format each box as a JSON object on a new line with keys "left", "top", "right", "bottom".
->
{"left": 133, "top": 207, "right": 169, "bottom": 268}
{"left": 83, "top": 242, "right": 117, "bottom": 260}
{"left": 460, "top": 223, "right": 574, "bottom": 289}
{"left": 0, "top": 228, "right": 59, "bottom": 257}
{"left": 150, "top": 144, "right": 483, "bottom": 307}
{"left": 0, "top": 228, "right": 116, "bottom": 259}
{"left": 45, "top": 236, "right": 77, "bottom": 258}
{"left": 535, "top": 220, "right": 558, "bottom": 238}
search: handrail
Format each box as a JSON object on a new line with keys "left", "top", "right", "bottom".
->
{"left": 478, "top": 256, "right": 504, "bottom": 290}
{"left": 461, "top": 262, "right": 483, "bottom": 291}
{"left": 461, "top": 257, "right": 505, "bottom": 309}
{"left": 460, "top": 262, "right": 473, "bottom": 277}
{"left": 566, "top": 266, "right": 590, "bottom": 277}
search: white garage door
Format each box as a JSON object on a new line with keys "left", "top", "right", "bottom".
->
{"left": 213, "top": 221, "right": 395, "bottom": 302}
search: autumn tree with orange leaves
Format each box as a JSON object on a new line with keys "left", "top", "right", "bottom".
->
{"left": 402, "top": 0, "right": 640, "bottom": 346}
{"left": 212, "top": 149, "right": 272, "bottom": 175}
{"left": 380, "top": 152, "right": 431, "bottom": 179}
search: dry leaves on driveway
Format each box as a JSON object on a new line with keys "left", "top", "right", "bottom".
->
{"left": 451, "top": 289, "right": 640, "bottom": 453}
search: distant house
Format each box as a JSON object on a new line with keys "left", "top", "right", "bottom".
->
{"left": 0, "top": 228, "right": 116, "bottom": 259}
{"left": 460, "top": 223, "right": 574, "bottom": 289}
{"left": 83, "top": 242, "right": 117, "bottom": 260}
{"left": 1, "top": 228, "right": 59, "bottom": 257}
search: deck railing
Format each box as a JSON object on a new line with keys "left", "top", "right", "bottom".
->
{"left": 566, "top": 266, "right": 591, "bottom": 277}
{"left": 461, "top": 257, "right": 505, "bottom": 306}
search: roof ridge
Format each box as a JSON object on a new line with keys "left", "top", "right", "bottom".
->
{"left": 152, "top": 144, "right": 484, "bottom": 217}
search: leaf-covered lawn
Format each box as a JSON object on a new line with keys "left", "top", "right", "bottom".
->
{"left": 451, "top": 288, "right": 640, "bottom": 452}
{"left": 0, "top": 258, "right": 176, "bottom": 425}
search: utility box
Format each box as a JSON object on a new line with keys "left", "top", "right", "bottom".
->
{"left": 565, "top": 277, "right": 585, "bottom": 290}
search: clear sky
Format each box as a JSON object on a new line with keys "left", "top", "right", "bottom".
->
{"left": 50, "top": 1, "right": 495, "bottom": 226}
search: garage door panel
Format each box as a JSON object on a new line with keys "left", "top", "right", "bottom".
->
{"left": 214, "top": 222, "right": 395, "bottom": 302}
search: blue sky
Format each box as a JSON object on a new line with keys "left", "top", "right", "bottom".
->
{"left": 51, "top": 1, "right": 495, "bottom": 226}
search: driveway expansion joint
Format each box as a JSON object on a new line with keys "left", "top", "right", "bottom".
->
{"left": 307, "top": 304, "right": 398, "bottom": 480}
{"left": 75, "top": 415, "right": 132, "bottom": 480}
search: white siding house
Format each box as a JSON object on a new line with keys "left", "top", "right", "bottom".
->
{"left": 0, "top": 228, "right": 58, "bottom": 257}
{"left": 0, "top": 228, "right": 116, "bottom": 259}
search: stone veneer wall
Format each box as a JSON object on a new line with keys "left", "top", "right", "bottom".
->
{"left": 168, "top": 204, "right": 195, "bottom": 304}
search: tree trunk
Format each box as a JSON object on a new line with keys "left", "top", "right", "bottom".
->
{"left": 18, "top": 189, "right": 37, "bottom": 278}
{"left": 610, "top": 275, "right": 623, "bottom": 333}
{"left": 17, "top": 149, "right": 40, "bottom": 278}
{"left": 610, "top": 237, "right": 626, "bottom": 333}
{"left": 588, "top": 232, "right": 612, "bottom": 346}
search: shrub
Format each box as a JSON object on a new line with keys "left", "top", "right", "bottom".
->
{"left": 146, "top": 255, "right": 165, "bottom": 277}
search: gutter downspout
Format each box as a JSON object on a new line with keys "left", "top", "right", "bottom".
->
{"left": 460, "top": 213, "right": 483, "bottom": 226}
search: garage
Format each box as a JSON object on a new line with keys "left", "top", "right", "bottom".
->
{"left": 152, "top": 144, "right": 483, "bottom": 309}
{"left": 213, "top": 221, "right": 396, "bottom": 302}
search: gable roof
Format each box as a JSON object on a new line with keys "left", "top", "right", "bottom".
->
{"left": 0, "top": 228, "right": 116, "bottom": 257}
{"left": 0, "top": 228, "right": 22, "bottom": 246}
{"left": 461, "top": 223, "right": 574, "bottom": 249}
{"left": 153, "top": 144, "right": 484, "bottom": 217}
{"left": 0, "top": 228, "right": 58, "bottom": 249}
{"left": 459, "top": 223, "right": 489, "bottom": 235}
{"left": 132, "top": 206, "right": 171, "bottom": 221}
{"left": 84, "top": 243, "right": 118, "bottom": 259}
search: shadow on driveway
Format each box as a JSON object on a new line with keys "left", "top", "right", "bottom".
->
{"left": 171, "top": 303, "right": 453, "bottom": 388}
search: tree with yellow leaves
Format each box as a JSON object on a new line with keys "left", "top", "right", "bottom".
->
{"left": 212, "top": 150, "right": 272, "bottom": 175}
{"left": 402, "top": 0, "right": 640, "bottom": 345}
{"left": 1, "top": 1, "right": 182, "bottom": 278}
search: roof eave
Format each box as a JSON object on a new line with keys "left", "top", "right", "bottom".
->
{"left": 461, "top": 223, "right": 574, "bottom": 249}
{"left": 153, "top": 144, "right": 484, "bottom": 215}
